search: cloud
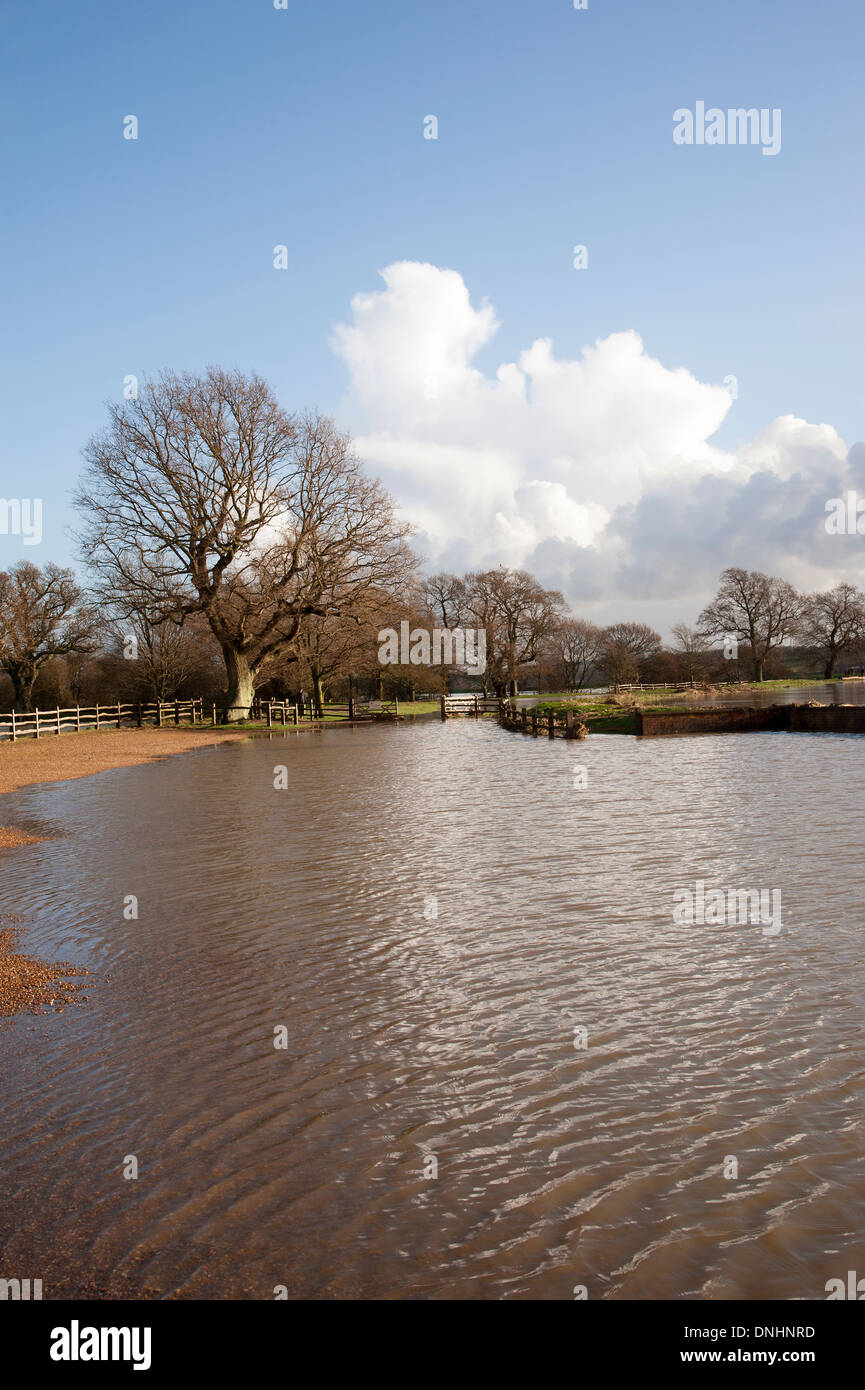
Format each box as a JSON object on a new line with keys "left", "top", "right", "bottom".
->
{"left": 332, "top": 261, "right": 863, "bottom": 629}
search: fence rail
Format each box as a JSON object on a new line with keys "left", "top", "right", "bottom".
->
{"left": 498, "top": 698, "right": 588, "bottom": 739}
{"left": 0, "top": 695, "right": 409, "bottom": 742}
{"left": 613, "top": 682, "right": 688, "bottom": 692}
{"left": 440, "top": 695, "right": 501, "bottom": 717}
{"left": 0, "top": 699, "right": 204, "bottom": 742}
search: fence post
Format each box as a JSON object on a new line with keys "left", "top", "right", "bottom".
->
{"left": 11, "top": 709, "right": 16, "bottom": 743}
{"left": 212, "top": 702, "right": 217, "bottom": 727}
{"left": 117, "top": 702, "right": 121, "bottom": 729}
{"left": 266, "top": 702, "right": 272, "bottom": 728}
{"left": 394, "top": 698, "right": 399, "bottom": 717}
{"left": 95, "top": 703, "right": 100, "bottom": 731}
{"left": 440, "top": 696, "right": 447, "bottom": 721}
{"left": 57, "top": 707, "right": 61, "bottom": 735}
{"left": 548, "top": 712, "right": 555, "bottom": 738}
{"left": 157, "top": 702, "right": 163, "bottom": 728}
{"left": 136, "top": 703, "right": 142, "bottom": 728}
{"left": 76, "top": 705, "right": 81, "bottom": 733}
{"left": 349, "top": 697, "right": 355, "bottom": 720}
{"left": 174, "top": 700, "right": 180, "bottom": 726}
{"left": 293, "top": 704, "right": 299, "bottom": 726}
{"left": 35, "top": 708, "right": 40, "bottom": 739}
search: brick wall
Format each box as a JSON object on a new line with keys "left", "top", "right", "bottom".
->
{"left": 634, "top": 704, "right": 844, "bottom": 736}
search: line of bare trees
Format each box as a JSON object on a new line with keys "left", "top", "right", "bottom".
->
{"left": 417, "top": 566, "right": 865, "bottom": 690}
{"left": 1, "top": 369, "right": 864, "bottom": 716}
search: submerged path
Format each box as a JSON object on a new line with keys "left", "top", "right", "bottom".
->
{"left": 0, "top": 727, "right": 247, "bottom": 797}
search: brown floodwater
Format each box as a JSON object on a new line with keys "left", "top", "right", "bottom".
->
{"left": 0, "top": 719, "right": 863, "bottom": 1300}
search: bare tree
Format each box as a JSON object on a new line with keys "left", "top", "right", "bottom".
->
{"left": 699, "top": 568, "right": 802, "bottom": 682}
{"left": 597, "top": 622, "right": 662, "bottom": 687}
{"left": 797, "top": 583, "right": 865, "bottom": 678}
{"left": 671, "top": 622, "right": 709, "bottom": 687}
{"left": 547, "top": 617, "right": 604, "bottom": 690}
{"left": 110, "top": 608, "right": 219, "bottom": 701}
{"left": 466, "top": 567, "right": 565, "bottom": 696}
{"left": 422, "top": 573, "right": 469, "bottom": 630}
{"left": 280, "top": 590, "right": 396, "bottom": 715}
{"left": 75, "top": 369, "right": 414, "bottom": 720}
{"left": 0, "top": 562, "right": 98, "bottom": 711}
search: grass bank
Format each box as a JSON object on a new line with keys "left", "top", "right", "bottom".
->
{"left": 531, "top": 698, "right": 649, "bottom": 734}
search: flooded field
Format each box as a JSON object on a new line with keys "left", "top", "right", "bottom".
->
{"left": 1, "top": 719, "right": 863, "bottom": 1299}
{"left": 520, "top": 681, "right": 865, "bottom": 708}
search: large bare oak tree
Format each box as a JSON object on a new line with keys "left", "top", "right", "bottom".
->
{"left": 75, "top": 368, "right": 413, "bottom": 720}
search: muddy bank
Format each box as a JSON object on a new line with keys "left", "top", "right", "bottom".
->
{"left": 0, "top": 727, "right": 247, "bottom": 797}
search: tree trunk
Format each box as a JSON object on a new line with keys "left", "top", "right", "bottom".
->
{"left": 825, "top": 652, "right": 837, "bottom": 678}
{"left": 312, "top": 670, "right": 325, "bottom": 718}
{"left": 221, "top": 648, "right": 255, "bottom": 723}
{"left": 754, "top": 656, "right": 764, "bottom": 682}
{"left": 10, "top": 666, "right": 37, "bottom": 713}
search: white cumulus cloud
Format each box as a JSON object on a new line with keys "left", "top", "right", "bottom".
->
{"left": 331, "top": 261, "right": 862, "bottom": 629}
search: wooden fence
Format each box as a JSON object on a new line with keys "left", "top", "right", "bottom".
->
{"left": 613, "top": 682, "right": 688, "bottom": 692}
{"left": 498, "top": 698, "right": 587, "bottom": 739}
{"left": 0, "top": 698, "right": 204, "bottom": 742}
{"left": 440, "top": 694, "right": 501, "bottom": 718}
{"left": 254, "top": 698, "right": 400, "bottom": 726}
{"left": 0, "top": 695, "right": 405, "bottom": 742}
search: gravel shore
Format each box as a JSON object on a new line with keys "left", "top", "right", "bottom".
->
{"left": 0, "top": 827, "right": 48, "bottom": 849}
{"left": 0, "top": 917, "right": 91, "bottom": 1018}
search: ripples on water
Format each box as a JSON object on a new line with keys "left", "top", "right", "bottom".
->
{"left": 0, "top": 720, "right": 863, "bottom": 1299}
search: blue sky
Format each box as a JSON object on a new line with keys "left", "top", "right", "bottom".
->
{"left": 1, "top": 0, "right": 862, "bottom": 624}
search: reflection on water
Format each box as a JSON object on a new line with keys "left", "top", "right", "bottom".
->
{"left": 1, "top": 720, "right": 864, "bottom": 1300}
